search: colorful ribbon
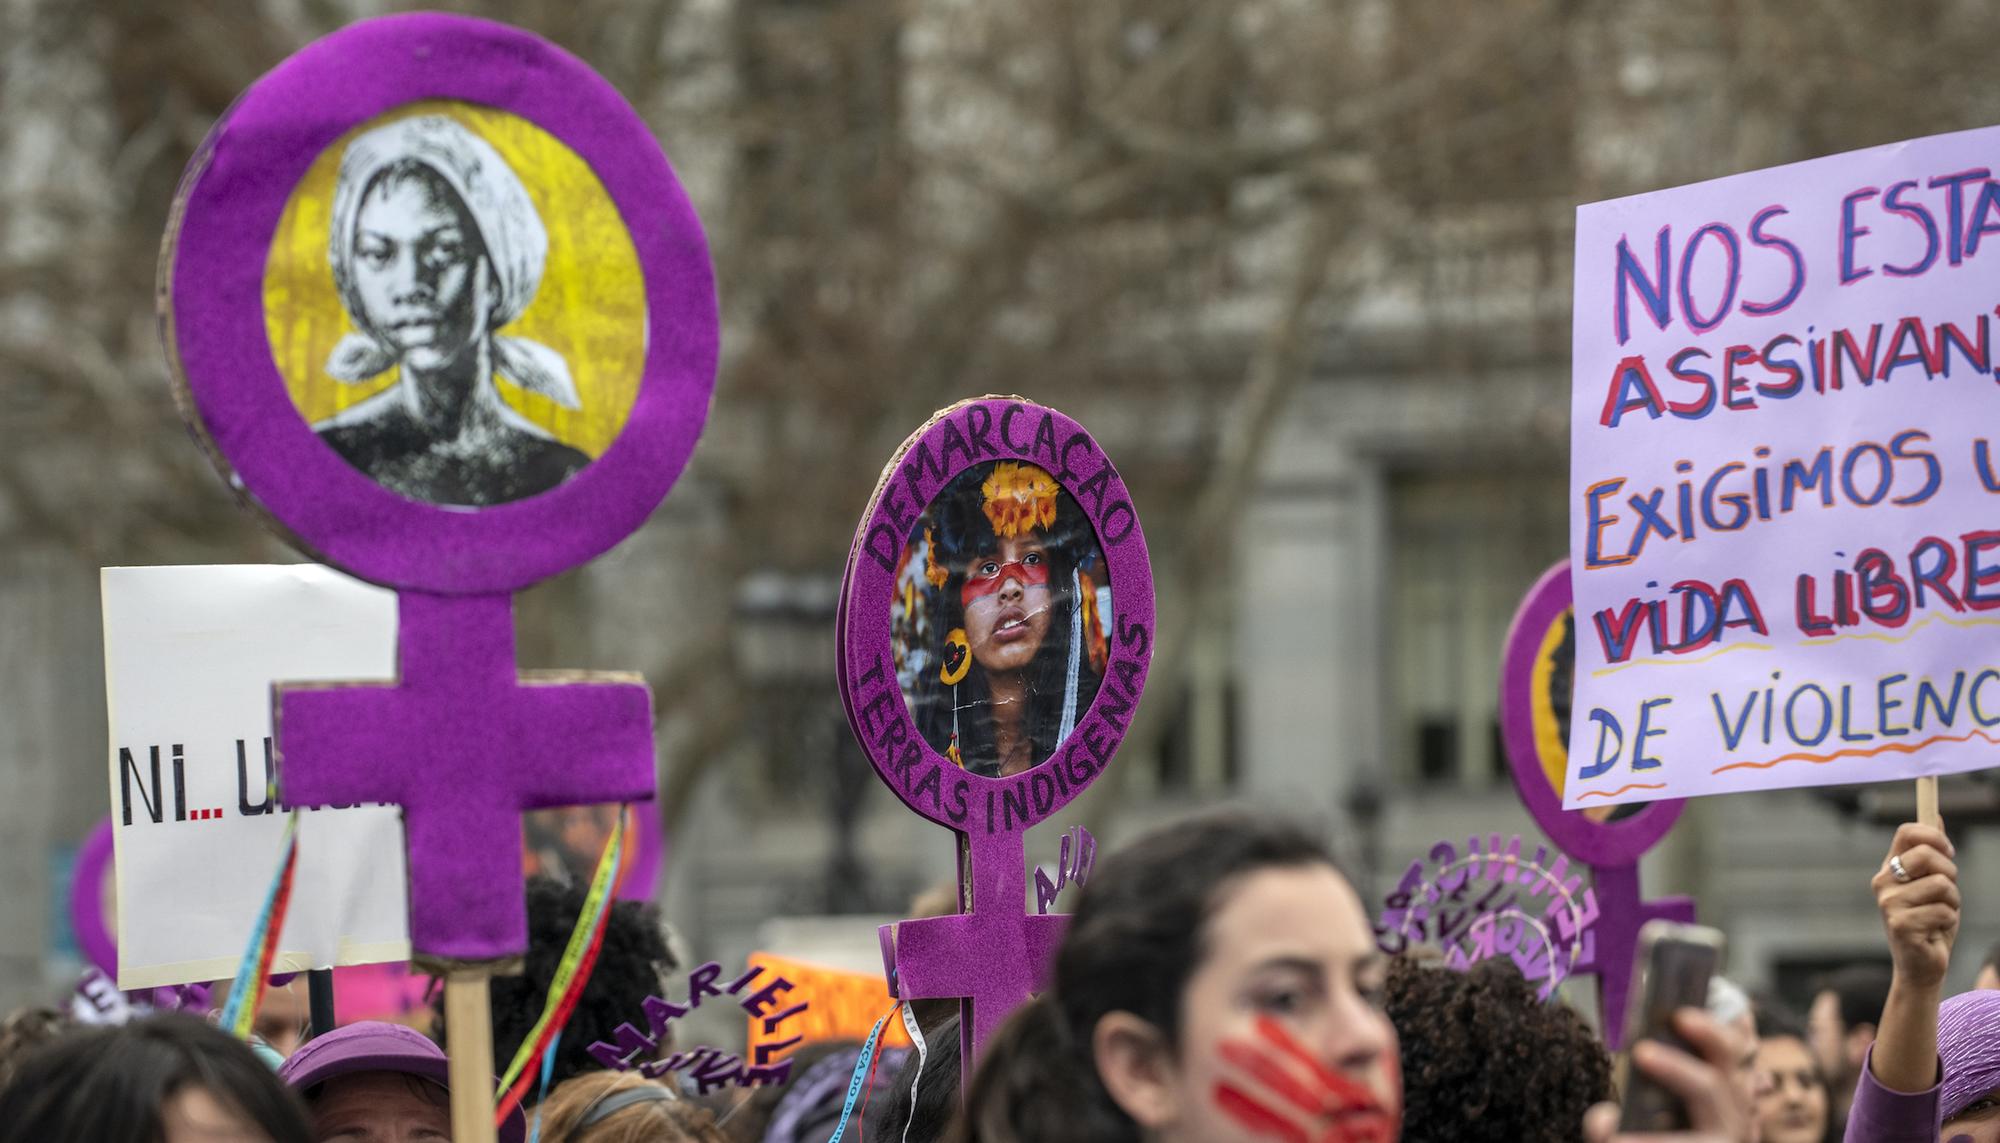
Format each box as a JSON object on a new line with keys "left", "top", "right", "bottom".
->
{"left": 898, "top": 1002, "right": 927, "bottom": 1143}
{"left": 220, "top": 811, "right": 302, "bottom": 1040}
{"left": 826, "top": 1002, "right": 900, "bottom": 1143}
{"left": 494, "top": 805, "right": 629, "bottom": 1124}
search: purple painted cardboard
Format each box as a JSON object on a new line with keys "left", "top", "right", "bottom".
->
{"left": 585, "top": 959, "right": 809, "bottom": 1089}
{"left": 1500, "top": 561, "right": 1694, "bottom": 1047}
{"left": 162, "top": 12, "right": 717, "bottom": 595}
{"left": 841, "top": 398, "right": 1153, "bottom": 832}
{"left": 71, "top": 818, "right": 117, "bottom": 978}
{"left": 1502, "top": 564, "right": 1685, "bottom": 867}
{"left": 1373, "top": 832, "right": 1599, "bottom": 999}
{"left": 279, "top": 593, "right": 655, "bottom": 962}
{"left": 841, "top": 398, "right": 1154, "bottom": 1068}
{"left": 158, "top": 14, "right": 704, "bottom": 966}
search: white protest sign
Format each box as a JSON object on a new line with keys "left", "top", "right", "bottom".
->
{"left": 1569, "top": 125, "right": 2000, "bottom": 809}
{"left": 103, "top": 565, "right": 409, "bottom": 988}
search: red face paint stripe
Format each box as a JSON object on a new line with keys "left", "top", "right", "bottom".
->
{"left": 1218, "top": 1040, "right": 1331, "bottom": 1117}
{"left": 1251, "top": 1016, "right": 1385, "bottom": 1110}
{"left": 1215, "top": 1081, "right": 1312, "bottom": 1143}
{"left": 959, "top": 559, "right": 1050, "bottom": 605}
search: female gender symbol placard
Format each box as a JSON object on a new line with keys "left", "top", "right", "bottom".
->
{"left": 1499, "top": 561, "right": 1693, "bottom": 1046}
{"left": 839, "top": 397, "right": 1154, "bottom": 1067}
{"left": 160, "top": 13, "right": 717, "bottom": 968}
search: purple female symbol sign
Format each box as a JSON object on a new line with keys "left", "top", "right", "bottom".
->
{"left": 839, "top": 397, "right": 1154, "bottom": 1067}
{"left": 159, "top": 12, "right": 717, "bottom": 966}
{"left": 1499, "top": 561, "right": 1693, "bottom": 1047}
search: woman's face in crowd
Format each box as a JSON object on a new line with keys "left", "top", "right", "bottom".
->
{"left": 161, "top": 1086, "right": 272, "bottom": 1143}
{"left": 1754, "top": 1035, "right": 1827, "bottom": 1143}
{"left": 1157, "top": 864, "right": 1401, "bottom": 1143}
{"left": 1806, "top": 990, "right": 1848, "bottom": 1081}
{"left": 351, "top": 172, "right": 482, "bottom": 373}
{"left": 309, "top": 1072, "right": 450, "bottom": 1143}
{"left": 253, "top": 981, "right": 309, "bottom": 1058}
{"left": 1947, "top": 1087, "right": 2000, "bottom": 1143}
{"left": 961, "top": 533, "right": 1053, "bottom": 675}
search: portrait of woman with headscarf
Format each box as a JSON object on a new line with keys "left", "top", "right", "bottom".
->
{"left": 894, "top": 461, "right": 1110, "bottom": 779}
{"left": 313, "top": 114, "right": 589, "bottom": 506}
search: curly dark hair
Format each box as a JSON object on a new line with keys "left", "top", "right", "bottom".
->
{"left": 440, "top": 877, "right": 677, "bottom": 1092}
{"left": 1385, "top": 956, "right": 1612, "bottom": 1143}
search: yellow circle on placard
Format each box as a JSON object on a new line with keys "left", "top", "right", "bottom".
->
{"left": 1532, "top": 609, "right": 1571, "bottom": 797}
{"left": 263, "top": 100, "right": 643, "bottom": 461}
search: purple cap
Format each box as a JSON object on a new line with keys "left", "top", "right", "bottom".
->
{"left": 277, "top": 1021, "right": 527, "bottom": 1142}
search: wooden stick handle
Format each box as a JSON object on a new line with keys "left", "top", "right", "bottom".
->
{"left": 1916, "top": 776, "right": 1941, "bottom": 831}
{"left": 443, "top": 969, "right": 499, "bottom": 1143}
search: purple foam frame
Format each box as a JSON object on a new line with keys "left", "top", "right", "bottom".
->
{"left": 1499, "top": 561, "right": 1694, "bottom": 1047}
{"left": 164, "top": 11, "right": 717, "bottom": 593}
{"left": 71, "top": 818, "right": 117, "bottom": 979}
{"left": 839, "top": 398, "right": 1155, "bottom": 1068}
{"left": 161, "top": 13, "right": 717, "bottom": 964}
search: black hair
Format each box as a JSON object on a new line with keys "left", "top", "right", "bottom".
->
{"left": 907, "top": 463, "right": 1104, "bottom": 777}
{"left": 0, "top": 1006, "right": 67, "bottom": 1094}
{"left": 454, "top": 876, "right": 677, "bottom": 1092}
{"left": 871, "top": 1014, "right": 962, "bottom": 1143}
{"left": 1385, "top": 957, "right": 1612, "bottom": 1143}
{"left": 951, "top": 810, "right": 1337, "bottom": 1143}
{"left": 1814, "top": 964, "right": 1892, "bottom": 1033}
{"left": 725, "top": 1040, "right": 901, "bottom": 1143}
{"left": 1752, "top": 996, "right": 1810, "bottom": 1042}
{"left": 0, "top": 1013, "right": 311, "bottom": 1143}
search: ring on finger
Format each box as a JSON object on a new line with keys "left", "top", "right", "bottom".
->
{"left": 1890, "top": 854, "right": 1912, "bottom": 883}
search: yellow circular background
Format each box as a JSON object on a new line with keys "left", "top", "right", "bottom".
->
{"left": 263, "top": 100, "right": 644, "bottom": 459}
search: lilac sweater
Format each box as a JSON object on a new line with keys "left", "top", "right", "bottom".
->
{"left": 1843, "top": 1045, "right": 1943, "bottom": 1143}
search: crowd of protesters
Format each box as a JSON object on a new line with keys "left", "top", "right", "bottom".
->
{"left": 0, "top": 807, "right": 1981, "bottom": 1142}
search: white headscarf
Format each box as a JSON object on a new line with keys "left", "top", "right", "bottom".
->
{"left": 323, "top": 115, "right": 578, "bottom": 409}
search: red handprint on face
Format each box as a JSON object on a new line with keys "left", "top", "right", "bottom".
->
{"left": 1213, "top": 1016, "right": 1397, "bottom": 1143}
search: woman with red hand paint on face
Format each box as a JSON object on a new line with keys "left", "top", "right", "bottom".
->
{"left": 901, "top": 461, "right": 1107, "bottom": 778}
{"left": 947, "top": 811, "right": 1401, "bottom": 1143}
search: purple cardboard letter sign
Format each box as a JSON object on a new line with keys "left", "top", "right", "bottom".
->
{"left": 160, "top": 13, "right": 718, "bottom": 963}
{"left": 1500, "top": 561, "right": 1693, "bottom": 1046}
{"left": 839, "top": 397, "right": 1154, "bottom": 1068}
{"left": 1374, "top": 831, "right": 1600, "bottom": 1000}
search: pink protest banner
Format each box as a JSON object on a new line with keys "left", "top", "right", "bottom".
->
{"left": 1569, "top": 125, "right": 2000, "bottom": 809}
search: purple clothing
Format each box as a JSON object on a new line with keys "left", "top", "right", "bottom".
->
{"left": 1938, "top": 990, "right": 2000, "bottom": 1123}
{"left": 1842, "top": 1044, "right": 1942, "bottom": 1143}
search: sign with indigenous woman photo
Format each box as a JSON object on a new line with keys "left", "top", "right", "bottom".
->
{"left": 889, "top": 460, "right": 1114, "bottom": 780}
{"left": 1569, "top": 123, "right": 2000, "bottom": 808}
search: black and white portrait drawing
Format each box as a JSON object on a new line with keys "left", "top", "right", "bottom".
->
{"left": 316, "top": 115, "right": 589, "bottom": 506}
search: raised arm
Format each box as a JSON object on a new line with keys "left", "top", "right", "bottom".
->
{"left": 1842, "top": 821, "right": 1957, "bottom": 1143}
